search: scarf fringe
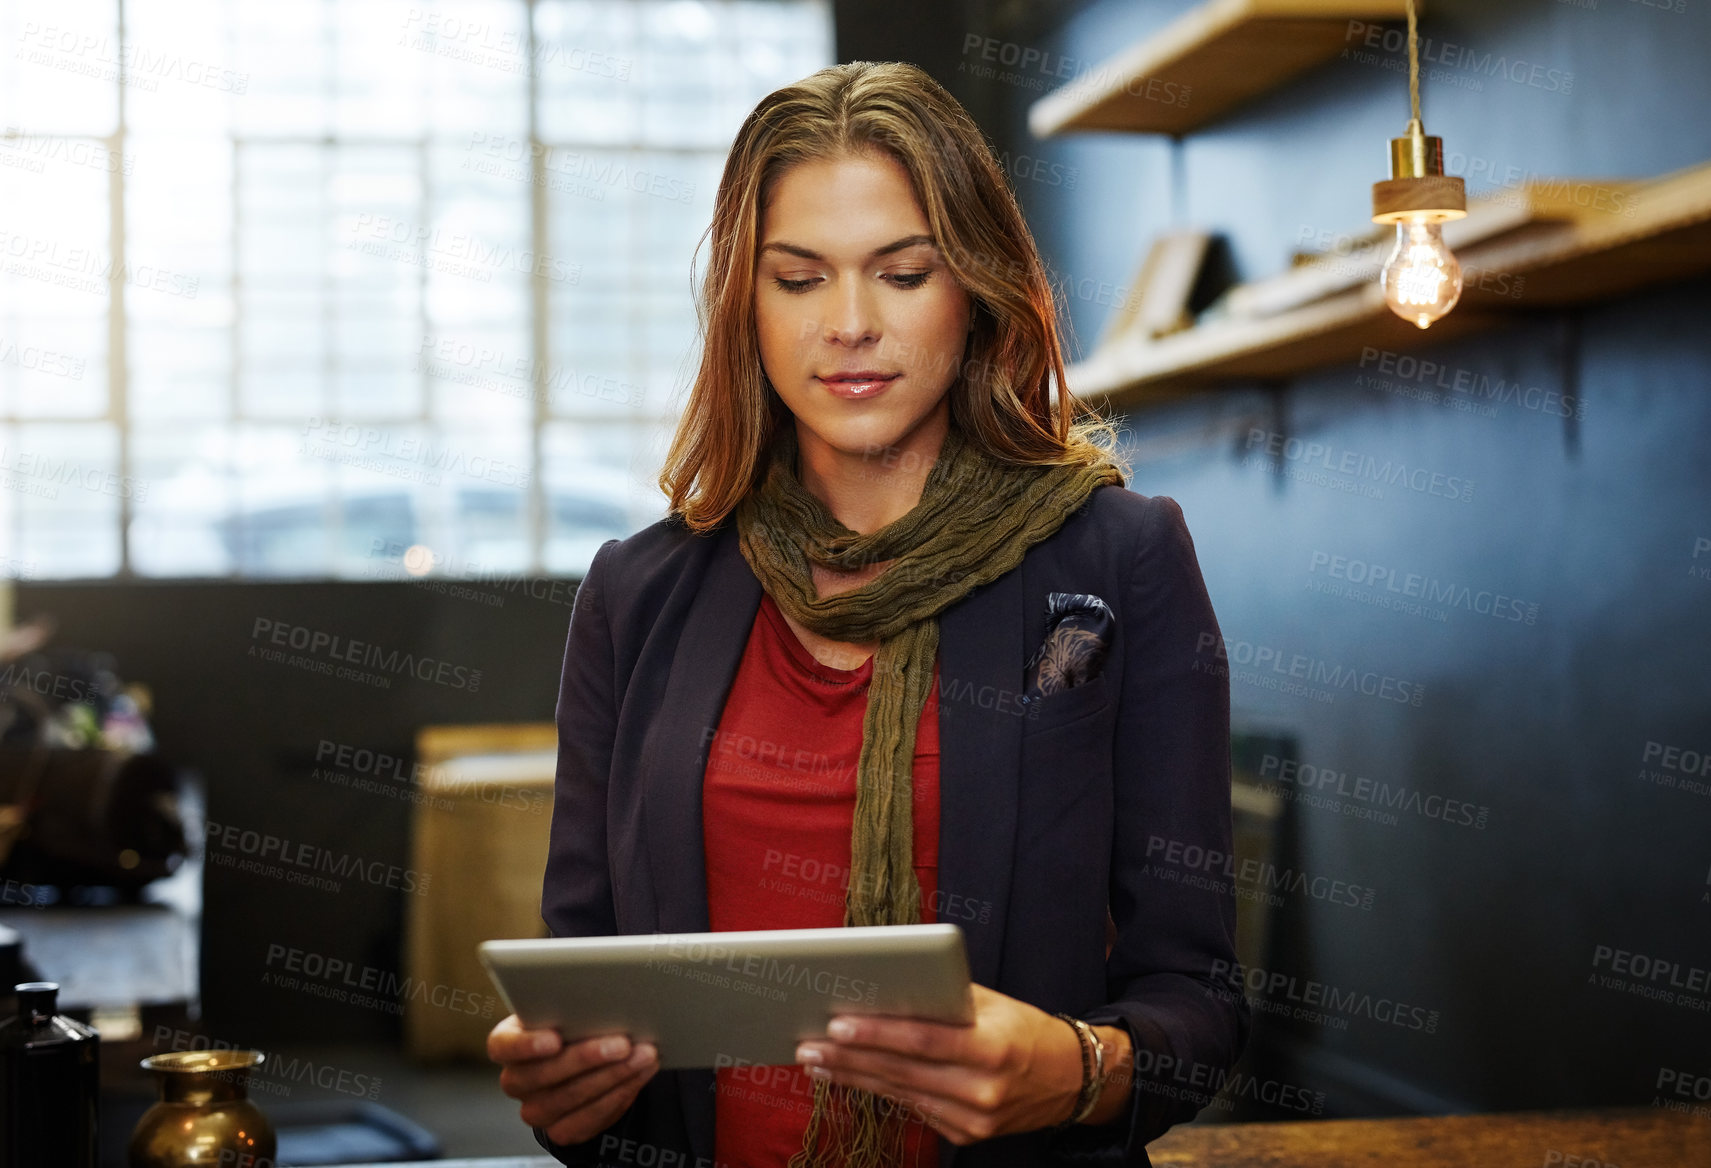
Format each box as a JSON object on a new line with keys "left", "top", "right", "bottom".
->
{"left": 786, "top": 1079, "right": 917, "bottom": 1168}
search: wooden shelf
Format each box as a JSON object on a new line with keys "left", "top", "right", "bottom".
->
{"left": 1068, "top": 160, "right": 1711, "bottom": 406}
{"left": 1029, "top": 0, "right": 1409, "bottom": 138}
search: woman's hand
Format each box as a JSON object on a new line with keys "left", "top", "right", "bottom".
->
{"left": 488, "top": 1014, "right": 659, "bottom": 1146}
{"left": 792, "top": 983, "right": 1128, "bottom": 1145}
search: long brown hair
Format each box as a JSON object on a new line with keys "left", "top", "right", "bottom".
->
{"left": 658, "top": 60, "right": 1127, "bottom": 533}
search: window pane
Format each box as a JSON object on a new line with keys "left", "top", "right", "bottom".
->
{"left": 127, "top": 136, "right": 233, "bottom": 422}
{"left": 130, "top": 424, "right": 234, "bottom": 575}
{"left": 0, "top": 0, "right": 120, "bottom": 137}
{"left": 0, "top": 136, "right": 109, "bottom": 419}
{"left": 125, "top": 0, "right": 246, "bottom": 136}
{"left": 5, "top": 421, "right": 123, "bottom": 576}
{"left": 229, "top": 424, "right": 336, "bottom": 575}
{"left": 231, "top": 1, "right": 332, "bottom": 137}
{"left": 383, "top": 0, "right": 528, "bottom": 139}
{"left": 0, "top": 0, "right": 832, "bottom": 577}
{"left": 400, "top": 426, "right": 533, "bottom": 577}
{"left": 534, "top": 0, "right": 636, "bottom": 145}
{"left": 541, "top": 418, "right": 667, "bottom": 573}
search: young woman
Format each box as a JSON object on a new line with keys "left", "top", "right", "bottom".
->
{"left": 488, "top": 61, "right": 1248, "bottom": 1168}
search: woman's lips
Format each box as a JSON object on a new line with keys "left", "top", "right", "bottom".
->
{"left": 817, "top": 373, "right": 900, "bottom": 399}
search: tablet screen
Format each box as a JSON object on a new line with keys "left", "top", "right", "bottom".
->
{"left": 479, "top": 923, "right": 974, "bottom": 1069}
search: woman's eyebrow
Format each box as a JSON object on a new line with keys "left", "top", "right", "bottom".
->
{"left": 758, "top": 234, "right": 937, "bottom": 261}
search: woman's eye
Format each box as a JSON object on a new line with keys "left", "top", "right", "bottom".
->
{"left": 769, "top": 271, "right": 933, "bottom": 294}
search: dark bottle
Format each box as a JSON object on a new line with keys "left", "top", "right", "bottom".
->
{"left": 0, "top": 928, "right": 19, "bottom": 1023}
{"left": 0, "top": 982, "right": 99, "bottom": 1168}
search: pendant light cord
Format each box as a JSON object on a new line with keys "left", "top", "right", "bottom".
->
{"left": 1407, "top": 0, "right": 1421, "bottom": 124}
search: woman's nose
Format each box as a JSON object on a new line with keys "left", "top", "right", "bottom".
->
{"left": 822, "top": 278, "right": 879, "bottom": 346}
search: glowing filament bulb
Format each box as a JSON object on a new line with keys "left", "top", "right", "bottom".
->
{"left": 1381, "top": 217, "right": 1462, "bottom": 329}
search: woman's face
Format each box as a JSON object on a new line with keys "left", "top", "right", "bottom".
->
{"left": 753, "top": 149, "right": 974, "bottom": 468}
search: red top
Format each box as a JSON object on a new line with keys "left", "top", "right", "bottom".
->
{"left": 703, "top": 592, "right": 943, "bottom": 1168}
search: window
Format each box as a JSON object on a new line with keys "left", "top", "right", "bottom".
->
{"left": 0, "top": 0, "right": 831, "bottom": 578}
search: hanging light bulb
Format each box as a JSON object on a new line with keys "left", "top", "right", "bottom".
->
{"left": 1382, "top": 216, "right": 1462, "bottom": 329}
{"left": 1371, "top": 0, "right": 1466, "bottom": 329}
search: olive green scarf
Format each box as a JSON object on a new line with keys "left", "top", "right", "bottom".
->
{"left": 733, "top": 422, "right": 1124, "bottom": 1165}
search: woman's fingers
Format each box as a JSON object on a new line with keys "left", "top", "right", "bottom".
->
{"left": 487, "top": 1013, "right": 562, "bottom": 1063}
{"left": 801, "top": 1039, "right": 988, "bottom": 1105}
{"left": 500, "top": 1034, "right": 653, "bottom": 1098}
{"left": 533, "top": 1049, "right": 661, "bottom": 1143}
{"left": 488, "top": 1014, "right": 662, "bottom": 1142}
{"left": 790, "top": 985, "right": 1076, "bottom": 1142}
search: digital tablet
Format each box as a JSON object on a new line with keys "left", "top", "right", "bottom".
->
{"left": 478, "top": 922, "right": 974, "bottom": 1070}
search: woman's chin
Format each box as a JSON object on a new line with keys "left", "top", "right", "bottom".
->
{"left": 811, "top": 430, "right": 929, "bottom": 470}
{"left": 791, "top": 402, "right": 949, "bottom": 466}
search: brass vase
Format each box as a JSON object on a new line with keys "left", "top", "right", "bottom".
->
{"left": 129, "top": 1050, "right": 276, "bottom": 1168}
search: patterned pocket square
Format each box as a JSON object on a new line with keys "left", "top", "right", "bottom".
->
{"left": 1023, "top": 592, "right": 1114, "bottom": 699}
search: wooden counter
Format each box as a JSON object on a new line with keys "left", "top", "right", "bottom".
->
{"left": 1147, "top": 1106, "right": 1711, "bottom": 1167}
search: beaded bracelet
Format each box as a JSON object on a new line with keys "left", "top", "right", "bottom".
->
{"left": 1051, "top": 1013, "right": 1105, "bottom": 1127}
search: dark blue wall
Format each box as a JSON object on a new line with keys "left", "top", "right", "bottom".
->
{"left": 981, "top": 0, "right": 1711, "bottom": 1117}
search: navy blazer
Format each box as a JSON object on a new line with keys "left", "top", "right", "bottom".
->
{"left": 533, "top": 483, "right": 1249, "bottom": 1167}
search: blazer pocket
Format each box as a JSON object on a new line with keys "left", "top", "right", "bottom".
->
{"left": 1024, "top": 592, "right": 1114, "bottom": 700}
{"left": 1019, "top": 669, "right": 1111, "bottom": 737}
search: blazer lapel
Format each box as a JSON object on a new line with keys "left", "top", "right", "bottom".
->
{"left": 643, "top": 521, "right": 761, "bottom": 937}
{"left": 935, "top": 562, "right": 1025, "bottom": 993}
{"left": 640, "top": 523, "right": 1027, "bottom": 1162}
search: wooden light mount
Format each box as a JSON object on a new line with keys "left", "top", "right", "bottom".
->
{"left": 1372, "top": 119, "right": 1467, "bottom": 224}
